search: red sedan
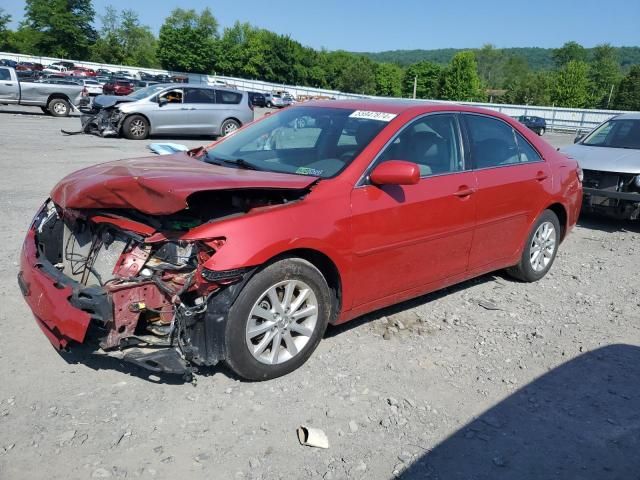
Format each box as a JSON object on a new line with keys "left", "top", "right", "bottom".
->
{"left": 102, "top": 79, "right": 134, "bottom": 96}
{"left": 18, "top": 100, "right": 582, "bottom": 380}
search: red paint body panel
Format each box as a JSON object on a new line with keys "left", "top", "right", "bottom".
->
{"left": 19, "top": 229, "right": 90, "bottom": 348}
{"left": 25, "top": 100, "right": 582, "bottom": 348}
{"left": 50, "top": 153, "right": 318, "bottom": 215}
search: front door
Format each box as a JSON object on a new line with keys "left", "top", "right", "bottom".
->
{"left": 350, "top": 113, "right": 477, "bottom": 307}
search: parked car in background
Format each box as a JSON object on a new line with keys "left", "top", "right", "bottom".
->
{"left": 561, "top": 113, "right": 640, "bottom": 220}
{"left": 95, "top": 76, "right": 111, "bottom": 85}
{"left": 19, "top": 100, "right": 581, "bottom": 380}
{"left": 0, "top": 66, "right": 86, "bottom": 116}
{"left": 96, "top": 68, "right": 112, "bottom": 76}
{"left": 16, "top": 62, "right": 44, "bottom": 71}
{"left": 103, "top": 79, "right": 135, "bottom": 96}
{"left": 42, "top": 65, "right": 69, "bottom": 75}
{"left": 517, "top": 115, "right": 547, "bottom": 135}
{"left": 51, "top": 61, "right": 75, "bottom": 69}
{"left": 75, "top": 78, "right": 103, "bottom": 95}
{"left": 83, "top": 84, "right": 254, "bottom": 139}
{"left": 264, "top": 93, "right": 289, "bottom": 108}
{"left": 16, "top": 70, "right": 42, "bottom": 81}
{"left": 114, "top": 70, "right": 134, "bottom": 80}
{"left": 248, "top": 91, "right": 267, "bottom": 107}
{"left": 133, "top": 80, "right": 159, "bottom": 90}
{"left": 70, "top": 67, "right": 97, "bottom": 77}
{"left": 0, "top": 59, "right": 18, "bottom": 68}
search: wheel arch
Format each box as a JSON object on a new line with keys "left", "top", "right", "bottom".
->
{"left": 262, "top": 248, "right": 342, "bottom": 323}
{"left": 220, "top": 117, "right": 242, "bottom": 134}
{"left": 545, "top": 202, "right": 568, "bottom": 240}
{"left": 46, "top": 93, "right": 71, "bottom": 105}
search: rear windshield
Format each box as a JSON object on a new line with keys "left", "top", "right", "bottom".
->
{"left": 205, "top": 106, "right": 391, "bottom": 178}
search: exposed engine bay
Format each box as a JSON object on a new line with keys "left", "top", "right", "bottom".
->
{"left": 582, "top": 170, "right": 640, "bottom": 220}
{"left": 30, "top": 187, "right": 307, "bottom": 378}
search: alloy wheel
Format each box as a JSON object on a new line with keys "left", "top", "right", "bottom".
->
{"left": 529, "top": 221, "right": 556, "bottom": 272}
{"left": 245, "top": 280, "right": 319, "bottom": 365}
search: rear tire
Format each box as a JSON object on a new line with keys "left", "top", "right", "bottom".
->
{"left": 220, "top": 118, "right": 240, "bottom": 137}
{"left": 225, "top": 258, "right": 332, "bottom": 381}
{"left": 266, "top": 101, "right": 273, "bottom": 108}
{"left": 538, "top": 127, "right": 545, "bottom": 136}
{"left": 506, "top": 210, "right": 561, "bottom": 282}
{"left": 122, "top": 115, "right": 149, "bottom": 140}
{"left": 48, "top": 98, "right": 70, "bottom": 117}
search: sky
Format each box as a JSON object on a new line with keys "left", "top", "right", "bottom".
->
{"left": 3, "top": 0, "right": 640, "bottom": 52}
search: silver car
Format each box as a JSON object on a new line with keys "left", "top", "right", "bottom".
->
{"left": 90, "top": 84, "right": 254, "bottom": 140}
{"left": 561, "top": 113, "right": 640, "bottom": 220}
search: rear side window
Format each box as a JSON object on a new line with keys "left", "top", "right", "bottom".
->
{"left": 466, "top": 114, "right": 541, "bottom": 168}
{"left": 0, "top": 68, "right": 10, "bottom": 81}
{"left": 185, "top": 88, "right": 216, "bottom": 104}
{"left": 216, "top": 90, "right": 242, "bottom": 104}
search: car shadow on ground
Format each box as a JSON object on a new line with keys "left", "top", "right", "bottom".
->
{"left": 578, "top": 213, "right": 640, "bottom": 233}
{"left": 0, "top": 108, "right": 52, "bottom": 117}
{"left": 397, "top": 344, "right": 640, "bottom": 480}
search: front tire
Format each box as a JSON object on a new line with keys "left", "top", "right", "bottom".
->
{"left": 48, "top": 98, "right": 70, "bottom": 117}
{"left": 122, "top": 115, "right": 149, "bottom": 140}
{"left": 225, "top": 258, "right": 332, "bottom": 381}
{"left": 40, "top": 106, "right": 52, "bottom": 115}
{"left": 266, "top": 101, "right": 273, "bottom": 108}
{"left": 507, "top": 209, "right": 561, "bottom": 282}
{"left": 538, "top": 127, "right": 545, "bottom": 136}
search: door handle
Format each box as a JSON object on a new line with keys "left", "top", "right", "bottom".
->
{"left": 4, "top": 83, "right": 12, "bottom": 86}
{"left": 454, "top": 186, "right": 476, "bottom": 197}
{"left": 535, "top": 171, "right": 549, "bottom": 181}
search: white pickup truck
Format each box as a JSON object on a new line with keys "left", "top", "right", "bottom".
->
{"left": 0, "top": 66, "right": 87, "bottom": 117}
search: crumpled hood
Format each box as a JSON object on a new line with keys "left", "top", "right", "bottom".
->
{"left": 561, "top": 144, "right": 640, "bottom": 174}
{"left": 50, "top": 153, "right": 318, "bottom": 215}
{"left": 93, "top": 95, "right": 137, "bottom": 109}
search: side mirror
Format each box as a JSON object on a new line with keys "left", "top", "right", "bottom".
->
{"left": 574, "top": 134, "right": 585, "bottom": 144}
{"left": 158, "top": 97, "right": 168, "bottom": 107}
{"left": 370, "top": 160, "right": 420, "bottom": 186}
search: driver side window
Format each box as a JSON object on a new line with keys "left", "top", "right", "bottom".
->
{"left": 377, "top": 114, "right": 463, "bottom": 177}
{"left": 159, "top": 89, "right": 183, "bottom": 104}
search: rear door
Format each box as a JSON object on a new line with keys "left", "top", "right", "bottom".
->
{"left": 0, "top": 67, "right": 19, "bottom": 102}
{"left": 462, "top": 113, "right": 551, "bottom": 270}
{"left": 212, "top": 89, "right": 244, "bottom": 134}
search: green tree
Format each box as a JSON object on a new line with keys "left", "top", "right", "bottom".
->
{"left": 22, "top": 0, "right": 97, "bottom": 58}
{"left": 375, "top": 63, "right": 403, "bottom": 97}
{"left": 475, "top": 44, "right": 506, "bottom": 89}
{"left": 439, "top": 51, "right": 483, "bottom": 101}
{"left": 503, "top": 71, "right": 552, "bottom": 106}
{"left": 0, "top": 8, "right": 11, "bottom": 50}
{"left": 589, "top": 44, "right": 621, "bottom": 108}
{"left": 552, "top": 60, "right": 591, "bottom": 108}
{"left": 402, "top": 61, "right": 442, "bottom": 98}
{"left": 157, "top": 8, "right": 218, "bottom": 72}
{"left": 613, "top": 65, "right": 640, "bottom": 111}
{"left": 552, "top": 41, "right": 587, "bottom": 68}
{"left": 323, "top": 51, "right": 377, "bottom": 94}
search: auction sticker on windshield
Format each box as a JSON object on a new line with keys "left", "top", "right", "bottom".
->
{"left": 349, "top": 110, "right": 397, "bottom": 122}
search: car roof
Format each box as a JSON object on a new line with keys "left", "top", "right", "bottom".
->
{"left": 299, "top": 98, "right": 506, "bottom": 117}
{"left": 614, "top": 112, "right": 640, "bottom": 120}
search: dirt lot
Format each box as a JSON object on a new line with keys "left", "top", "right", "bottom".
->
{"left": 0, "top": 106, "right": 639, "bottom": 480}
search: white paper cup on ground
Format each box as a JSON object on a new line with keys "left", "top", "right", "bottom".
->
{"left": 297, "top": 425, "right": 329, "bottom": 449}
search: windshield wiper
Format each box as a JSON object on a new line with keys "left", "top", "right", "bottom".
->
{"left": 209, "top": 157, "right": 262, "bottom": 171}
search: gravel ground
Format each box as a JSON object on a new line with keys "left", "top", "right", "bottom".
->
{"left": 0, "top": 106, "right": 639, "bottom": 480}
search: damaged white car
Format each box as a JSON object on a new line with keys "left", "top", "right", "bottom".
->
{"left": 562, "top": 113, "right": 640, "bottom": 220}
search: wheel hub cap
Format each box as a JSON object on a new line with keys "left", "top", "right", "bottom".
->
{"left": 529, "top": 221, "right": 557, "bottom": 272}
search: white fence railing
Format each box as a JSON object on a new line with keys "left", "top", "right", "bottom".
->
{"left": 3, "top": 51, "right": 637, "bottom": 132}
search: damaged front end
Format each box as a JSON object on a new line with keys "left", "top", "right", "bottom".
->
{"left": 582, "top": 170, "right": 640, "bottom": 220}
{"left": 18, "top": 195, "right": 288, "bottom": 378}
{"left": 66, "top": 96, "right": 136, "bottom": 137}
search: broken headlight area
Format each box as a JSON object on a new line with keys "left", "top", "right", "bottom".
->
{"left": 32, "top": 202, "right": 249, "bottom": 377}
{"left": 582, "top": 170, "right": 640, "bottom": 220}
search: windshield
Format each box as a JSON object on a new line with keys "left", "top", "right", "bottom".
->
{"left": 127, "top": 84, "right": 170, "bottom": 100}
{"left": 205, "top": 106, "right": 391, "bottom": 178}
{"left": 582, "top": 119, "right": 640, "bottom": 149}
